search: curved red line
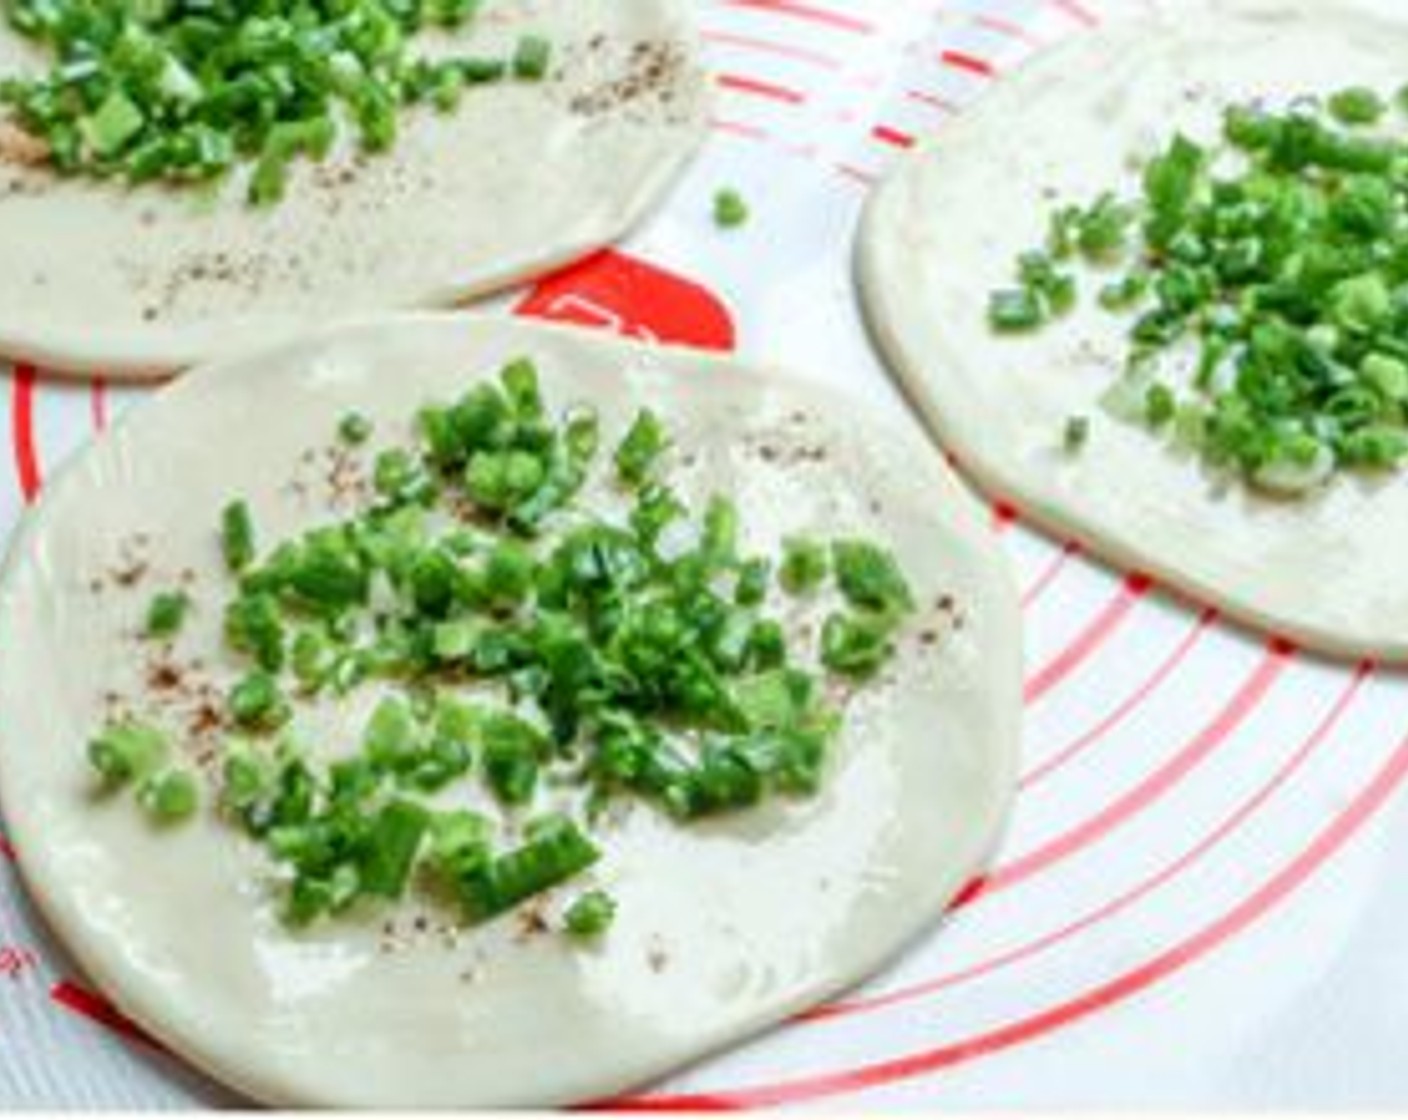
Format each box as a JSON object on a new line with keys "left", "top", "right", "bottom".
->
{"left": 968, "top": 640, "right": 1293, "bottom": 906}
{"left": 710, "top": 117, "right": 771, "bottom": 141}
{"left": 973, "top": 13, "right": 1044, "bottom": 46}
{"left": 1049, "top": 0, "right": 1099, "bottom": 27}
{"left": 1020, "top": 607, "right": 1218, "bottom": 789}
{"left": 871, "top": 125, "right": 914, "bottom": 150}
{"left": 709, "top": 119, "right": 875, "bottom": 193}
{"left": 702, "top": 29, "right": 842, "bottom": 70}
{"left": 90, "top": 377, "right": 108, "bottom": 432}
{"left": 51, "top": 981, "right": 158, "bottom": 1049}
{"left": 940, "top": 50, "right": 996, "bottom": 78}
{"left": 808, "top": 663, "right": 1370, "bottom": 1021}
{"left": 905, "top": 88, "right": 958, "bottom": 115}
{"left": 835, "top": 163, "right": 876, "bottom": 186}
{"left": 1023, "top": 573, "right": 1152, "bottom": 706}
{"left": 1020, "top": 540, "right": 1081, "bottom": 611}
{"left": 11, "top": 364, "right": 41, "bottom": 504}
{"left": 620, "top": 712, "right": 1408, "bottom": 1109}
{"left": 723, "top": 0, "right": 874, "bottom": 35}
{"left": 717, "top": 73, "right": 807, "bottom": 104}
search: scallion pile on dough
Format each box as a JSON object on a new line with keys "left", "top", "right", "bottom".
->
{"left": 859, "top": 0, "right": 1408, "bottom": 662}
{"left": 89, "top": 357, "right": 921, "bottom": 933}
{"left": 990, "top": 82, "right": 1408, "bottom": 497}
{"left": 1, "top": 0, "right": 552, "bottom": 205}
{"left": 0, "top": 0, "right": 709, "bottom": 377}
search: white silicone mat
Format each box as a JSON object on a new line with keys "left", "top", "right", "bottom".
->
{"left": 3, "top": 0, "right": 1408, "bottom": 1108}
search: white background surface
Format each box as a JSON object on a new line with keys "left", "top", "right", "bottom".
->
{"left": 1, "top": 0, "right": 1406, "bottom": 1107}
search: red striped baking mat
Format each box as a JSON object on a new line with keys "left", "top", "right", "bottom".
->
{"left": 2, "top": 0, "right": 1406, "bottom": 1107}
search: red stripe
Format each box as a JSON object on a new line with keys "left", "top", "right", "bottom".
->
{"left": 1021, "top": 608, "right": 1217, "bottom": 789}
{"left": 835, "top": 163, "right": 877, "bottom": 187}
{"left": 51, "top": 981, "right": 159, "bottom": 1049}
{"left": 0, "top": 833, "right": 14, "bottom": 860}
{"left": 724, "top": 0, "right": 874, "bottom": 35}
{"left": 991, "top": 500, "right": 1019, "bottom": 531}
{"left": 871, "top": 125, "right": 914, "bottom": 150}
{"left": 1049, "top": 0, "right": 1100, "bottom": 27}
{"left": 940, "top": 50, "right": 996, "bottom": 78}
{"left": 703, "top": 29, "right": 841, "bottom": 70}
{"left": 807, "top": 663, "right": 1370, "bottom": 1021}
{"left": 622, "top": 708, "right": 1408, "bottom": 1109}
{"left": 717, "top": 73, "right": 806, "bottom": 104}
{"left": 11, "top": 364, "right": 40, "bottom": 503}
{"left": 1023, "top": 574, "right": 1151, "bottom": 705}
{"left": 90, "top": 377, "right": 108, "bottom": 432}
{"left": 969, "top": 640, "right": 1293, "bottom": 905}
{"left": 905, "top": 89, "right": 958, "bottom": 115}
{"left": 973, "top": 13, "right": 1043, "bottom": 45}
{"left": 1020, "top": 540, "right": 1081, "bottom": 610}
{"left": 710, "top": 118, "right": 770, "bottom": 142}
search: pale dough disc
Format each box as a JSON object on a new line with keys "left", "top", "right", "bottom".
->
{"left": 0, "top": 315, "right": 1021, "bottom": 1107}
{"left": 859, "top": 0, "right": 1408, "bottom": 662}
{"left": 0, "top": 1, "right": 708, "bottom": 379}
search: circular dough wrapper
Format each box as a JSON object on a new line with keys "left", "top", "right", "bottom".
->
{"left": 0, "top": 0, "right": 707, "bottom": 380}
{"left": 859, "top": 0, "right": 1408, "bottom": 663}
{"left": 0, "top": 315, "right": 1020, "bottom": 1107}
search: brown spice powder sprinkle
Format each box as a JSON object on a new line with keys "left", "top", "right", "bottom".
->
{"left": 568, "top": 39, "right": 689, "bottom": 120}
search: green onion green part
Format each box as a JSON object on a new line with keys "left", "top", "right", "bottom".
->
{"left": 564, "top": 889, "right": 617, "bottom": 937}
{"left": 713, "top": 187, "right": 750, "bottom": 229}
{"left": 145, "top": 590, "right": 191, "bottom": 638}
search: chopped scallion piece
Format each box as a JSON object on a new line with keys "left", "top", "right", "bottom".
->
{"left": 139, "top": 769, "right": 200, "bottom": 824}
{"left": 512, "top": 35, "right": 553, "bottom": 80}
{"left": 221, "top": 501, "right": 256, "bottom": 573}
{"left": 615, "top": 409, "right": 669, "bottom": 487}
{"left": 713, "top": 187, "right": 749, "bottom": 229}
{"left": 89, "top": 722, "right": 168, "bottom": 789}
{"left": 145, "top": 590, "right": 190, "bottom": 639}
{"left": 564, "top": 889, "right": 616, "bottom": 937}
{"left": 339, "top": 413, "right": 373, "bottom": 446}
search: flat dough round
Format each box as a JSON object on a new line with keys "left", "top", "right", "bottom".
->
{"left": 0, "top": 1, "right": 707, "bottom": 380}
{"left": 859, "top": 0, "right": 1408, "bottom": 663}
{"left": 0, "top": 315, "right": 1020, "bottom": 1107}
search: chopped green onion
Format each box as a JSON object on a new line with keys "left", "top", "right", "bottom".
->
{"left": 512, "top": 35, "right": 553, "bottom": 81}
{"left": 359, "top": 800, "right": 430, "bottom": 899}
{"left": 988, "top": 288, "right": 1044, "bottom": 333}
{"left": 713, "top": 187, "right": 749, "bottom": 229}
{"left": 1328, "top": 87, "right": 1387, "bottom": 126}
{"left": 339, "top": 413, "right": 373, "bottom": 446}
{"left": 81, "top": 90, "right": 144, "bottom": 158}
{"left": 564, "top": 889, "right": 617, "bottom": 937}
{"left": 221, "top": 501, "right": 256, "bottom": 573}
{"left": 229, "top": 671, "right": 291, "bottom": 732}
{"left": 139, "top": 769, "right": 200, "bottom": 824}
{"left": 1064, "top": 415, "right": 1091, "bottom": 453}
{"left": 89, "top": 722, "right": 168, "bottom": 788}
{"left": 145, "top": 590, "right": 190, "bottom": 639}
{"left": 821, "top": 613, "right": 898, "bottom": 679}
{"left": 615, "top": 409, "right": 669, "bottom": 486}
{"left": 832, "top": 540, "right": 914, "bottom": 614}
{"left": 780, "top": 537, "right": 830, "bottom": 594}
{"left": 458, "top": 815, "right": 600, "bottom": 921}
